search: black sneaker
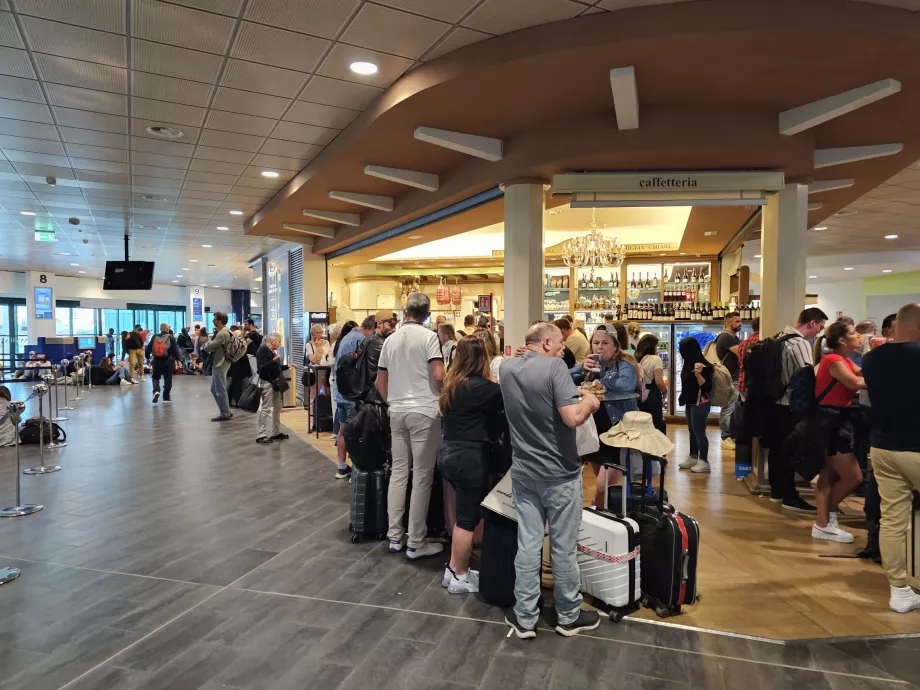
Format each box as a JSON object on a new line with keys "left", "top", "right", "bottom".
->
{"left": 256, "top": 436, "right": 274, "bottom": 444}
{"left": 555, "top": 609, "right": 601, "bottom": 637}
{"left": 271, "top": 433, "right": 289, "bottom": 440}
{"left": 211, "top": 415, "right": 232, "bottom": 422}
{"left": 505, "top": 611, "right": 536, "bottom": 640}
{"left": 783, "top": 496, "right": 817, "bottom": 513}
{"left": 152, "top": 391, "right": 159, "bottom": 403}
{"left": 335, "top": 466, "right": 353, "bottom": 480}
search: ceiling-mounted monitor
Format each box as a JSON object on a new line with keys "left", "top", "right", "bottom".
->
{"left": 103, "top": 261, "right": 155, "bottom": 290}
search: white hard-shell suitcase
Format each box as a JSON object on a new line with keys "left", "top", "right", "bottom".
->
{"left": 577, "top": 461, "right": 642, "bottom": 622}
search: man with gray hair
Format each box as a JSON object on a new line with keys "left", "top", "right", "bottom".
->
{"left": 376, "top": 292, "right": 446, "bottom": 560}
{"left": 146, "top": 322, "right": 181, "bottom": 404}
{"left": 499, "top": 322, "right": 602, "bottom": 639}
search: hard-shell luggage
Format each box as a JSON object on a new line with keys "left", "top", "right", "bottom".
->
{"left": 635, "top": 461, "right": 701, "bottom": 617}
{"left": 349, "top": 465, "right": 390, "bottom": 543}
{"left": 479, "top": 508, "right": 518, "bottom": 607}
{"left": 577, "top": 461, "right": 642, "bottom": 622}
{"left": 607, "top": 451, "right": 667, "bottom": 519}
{"left": 313, "top": 393, "right": 333, "bottom": 433}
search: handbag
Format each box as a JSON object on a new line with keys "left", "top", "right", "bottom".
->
{"left": 576, "top": 415, "right": 600, "bottom": 456}
{"left": 271, "top": 375, "right": 290, "bottom": 394}
{"left": 302, "top": 341, "right": 317, "bottom": 388}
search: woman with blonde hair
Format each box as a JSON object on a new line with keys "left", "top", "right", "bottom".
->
{"left": 472, "top": 326, "right": 503, "bottom": 383}
{"left": 256, "top": 332, "right": 289, "bottom": 444}
{"left": 438, "top": 336, "right": 505, "bottom": 594}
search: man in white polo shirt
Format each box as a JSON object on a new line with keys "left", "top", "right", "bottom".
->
{"left": 376, "top": 292, "right": 446, "bottom": 560}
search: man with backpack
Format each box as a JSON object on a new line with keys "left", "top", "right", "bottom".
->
{"left": 747, "top": 307, "right": 827, "bottom": 512}
{"left": 203, "top": 312, "right": 246, "bottom": 422}
{"left": 145, "top": 323, "right": 182, "bottom": 404}
{"left": 330, "top": 315, "right": 373, "bottom": 479}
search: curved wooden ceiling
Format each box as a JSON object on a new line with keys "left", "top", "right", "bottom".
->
{"left": 246, "top": 0, "right": 920, "bottom": 259}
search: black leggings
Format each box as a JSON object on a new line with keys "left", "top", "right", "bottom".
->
{"left": 639, "top": 384, "right": 667, "bottom": 435}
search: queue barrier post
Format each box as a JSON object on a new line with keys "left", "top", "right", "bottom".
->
{"left": 1, "top": 400, "right": 44, "bottom": 517}
{"left": 59, "top": 360, "right": 75, "bottom": 411}
{"left": 743, "top": 437, "right": 771, "bottom": 496}
{"left": 41, "top": 374, "right": 66, "bottom": 449}
{"left": 74, "top": 357, "right": 85, "bottom": 401}
{"left": 23, "top": 384, "right": 61, "bottom": 475}
{"left": 51, "top": 364, "right": 68, "bottom": 422}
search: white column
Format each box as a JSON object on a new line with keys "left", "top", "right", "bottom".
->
{"left": 503, "top": 182, "right": 545, "bottom": 355}
{"left": 26, "top": 271, "right": 56, "bottom": 341}
{"left": 760, "top": 183, "right": 808, "bottom": 336}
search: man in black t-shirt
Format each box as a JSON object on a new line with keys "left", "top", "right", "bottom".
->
{"left": 862, "top": 303, "right": 920, "bottom": 615}
{"left": 243, "top": 318, "right": 262, "bottom": 356}
{"left": 715, "top": 311, "right": 742, "bottom": 447}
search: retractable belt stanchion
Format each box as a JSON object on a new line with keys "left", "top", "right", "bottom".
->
{"left": 74, "top": 356, "right": 85, "bottom": 401}
{"left": 22, "top": 384, "right": 61, "bottom": 475}
{"left": 59, "top": 360, "right": 75, "bottom": 411}
{"left": 1, "top": 401, "right": 43, "bottom": 518}
{"left": 41, "top": 373, "right": 66, "bottom": 449}
{"left": 86, "top": 354, "right": 93, "bottom": 392}
{"left": 51, "top": 364, "right": 68, "bottom": 422}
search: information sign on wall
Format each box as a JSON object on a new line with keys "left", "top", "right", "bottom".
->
{"left": 34, "top": 286, "right": 53, "bottom": 319}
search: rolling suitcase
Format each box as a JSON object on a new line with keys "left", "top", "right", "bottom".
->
{"left": 577, "top": 462, "right": 642, "bottom": 622}
{"left": 607, "top": 450, "right": 667, "bottom": 518}
{"left": 350, "top": 465, "right": 390, "bottom": 543}
{"left": 479, "top": 508, "right": 518, "bottom": 607}
{"left": 635, "top": 460, "right": 701, "bottom": 617}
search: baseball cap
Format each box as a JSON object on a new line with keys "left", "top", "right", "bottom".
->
{"left": 374, "top": 309, "right": 397, "bottom": 322}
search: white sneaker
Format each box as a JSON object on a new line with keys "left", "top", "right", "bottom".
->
{"left": 829, "top": 512, "right": 840, "bottom": 528}
{"left": 679, "top": 456, "right": 698, "bottom": 470}
{"left": 447, "top": 569, "right": 480, "bottom": 594}
{"left": 890, "top": 586, "right": 920, "bottom": 614}
{"left": 721, "top": 438, "right": 736, "bottom": 450}
{"left": 119, "top": 379, "right": 131, "bottom": 387}
{"left": 442, "top": 567, "right": 452, "bottom": 588}
{"left": 811, "top": 522, "right": 855, "bottom": 543}
{"left": 405, "top": 541, "right": 444, "bottom": 561}
{"left": 691, "top": 460, "right": 711, "bottom": 473}
{"left": 388, "top": 538, "right": 405, "bottom": 554}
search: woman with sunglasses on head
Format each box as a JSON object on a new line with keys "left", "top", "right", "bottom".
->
{"left": 570, "top": 325, "right": 641, "bottom": 506}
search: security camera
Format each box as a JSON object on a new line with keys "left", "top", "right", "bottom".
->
{"left": 46, "top": 176, "right": 56, "bottom": 186}
{"left": 82, "top": 239, "right": 89, "bottom": 244}
{"left": 68, "top": 217, "right": 80, "bottom": 225}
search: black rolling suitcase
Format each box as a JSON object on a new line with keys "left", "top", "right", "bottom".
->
{"left": 350, "top": 465, "right": 390, "bottom": 543}
{"left": 635, "top": 460, "right": 701, "bottom": 617}
{"left": 479, "top": 509, "right": 518, "bottom": 607}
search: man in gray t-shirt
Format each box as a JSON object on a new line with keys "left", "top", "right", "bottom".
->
{"left": 498, "top": 322, "right": 601, "bottom": 639}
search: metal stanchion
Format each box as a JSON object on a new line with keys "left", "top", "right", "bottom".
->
{"left": 74, "top": 356, "right": 85, "bottom": 401}
{"left": 51, "top": 364, "right": 68, "bottom": 422}
{"left": 22, "top": 384, "right": 61, "bottom": 475}
{"left": 1, "top": 401, "right": 43, "bottom": 518}
{"left": 41, "top": 374, "right": 66, "bottom": 449}
{"left": 59, "top": 360, "right": 75, "bottom": 411}
{"left": 86, "top": 353, "right": 93, "bottom": 392}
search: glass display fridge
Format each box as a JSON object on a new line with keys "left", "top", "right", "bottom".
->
{"left": 635, "top": 322, "right": 671, "bottom": 415}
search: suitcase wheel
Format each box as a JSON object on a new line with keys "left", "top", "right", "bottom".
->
{"left": 609, "top": 611, "right": 626, "bottom": 623}
{"left": 350, "top": 533, "right": 363, "bottom": 544}
{"left": 375, "top": 531, "right": 386, "bottom": 541}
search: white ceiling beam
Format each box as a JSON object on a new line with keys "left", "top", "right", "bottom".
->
{"left": 414, "top": 126, "right": 503, "bottom": 162}
{"left": 364, "top": 165, "right": 439, "bottom": 192}
{"left": 808, "top": 202, "right": 823, "bottom": 211}
{"left": 779, "top": 78, "right": 901, "bottom": 136}
{"left": 328, "top": 190, "right": 394, "bottom": 212}
{"left": 301, "top": 209, "right": 361, "bottom": 227}
{"left": 808, "top": 179, "right": 855, "bottom": 195}
{"left": 609, "top": 66, "right": 639, "bottom": 130}
{"left": 283, "top": 223, "right": 336, "bottom": 239}
{"left": 814, "top": 143, "right": 903, "bottom": 169}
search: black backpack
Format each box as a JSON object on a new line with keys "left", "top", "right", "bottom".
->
{"left": 342, "top": 403, "right": 390, "bottom": 470}
{"left": 787, "top": 366, "right": 838, "bottom": 416}
{"left": 744, "top": 333, "right": 798, "bottom": 402}
{"left": 19, "top": 417, "right": 66, "bottom": 445}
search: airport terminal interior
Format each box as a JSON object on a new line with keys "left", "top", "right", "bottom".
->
{"left": 2, "top": 1, "right": 920, "bottom": 688}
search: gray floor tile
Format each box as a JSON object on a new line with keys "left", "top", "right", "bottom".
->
{"left": 419, "top": 618, "right": 511, "bottom": 686}
{"left": 480, "top": 653, "right": 555, "bottom": 690}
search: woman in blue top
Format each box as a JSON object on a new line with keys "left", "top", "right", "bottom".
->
{"left": 570, "top": 325, "right": 640, "bottom": 506}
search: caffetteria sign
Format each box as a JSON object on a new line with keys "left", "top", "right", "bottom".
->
{"left": 552, "top": 171, "right": 785, "bottom": 195}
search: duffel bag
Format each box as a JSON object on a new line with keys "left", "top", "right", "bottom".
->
{"left": 19, "top": 417, "right": 66, "bottom": 445}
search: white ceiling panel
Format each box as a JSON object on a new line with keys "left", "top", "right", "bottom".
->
{"left": 220, "top": 59, "right": 307, "bottom": 98}
{"left": 374, "top": 0, "right": 479, "bottom": 22}
{"left": 0, "top": 46, "right": 35, "bottom": 78}
{"left": 132, "top": 96, "right": 207, "bottom": 127}
{"left": 194, "top": 145, "right": 253, "bottom": 164}
{"left": 317, "top": 43, "right": 414, "bottom": 88}
{"left": 271, "top": 120, "right": 338, "bottom": 146}
{"left": 231, "top": 21, "right": 330, "bottom": 72}
{"left": 46, "top": 83, "right": 127, "bottom": 115}
{"left": 131, "top": 152, "right": 190, "bottom": 169}
{"left": 133, "top": 0, "right": 235, "bottom": 54}
{"left": 63, "top": 143, "right": 127, "bottom": 162}
{"left": 340, "top": 3, "right": 450, "bottom": 59}
{"left": 285, "top": 100, "right": 357, "bottom": 129}
{"left": 212, "top": 87, "right": 289, "bottom": 119}
{"left": 189, "top": 158, "right": 245, "bottom": 175}
{"left": 20, "top": 16, "right": 127, "bottom": 67}
{"left": 34, "top": 53, "right": 127, "bottom": 93}
{"left": 179, "top": 190, "right": 226, "bottom": 202}
{"left": 133, "top": 39, "right": 223, "bottom": 83}
{"left": 424, "top": 26, "right": 492, "bottom": 61}
{"left": 0, "top": 96, "right": 51, "bottom": 122}
{"left": 198, "top": 128, "right": 264, "bottom": 151}
{"left": 132, "top": 136, "right": 194, "bottom": 157}
{"left": 249, "top": 153, "right": 309, "bottom": 171}
{"left": 462, "top": 0, "right": 584, "bottom": 34}
{"left": 0, "top": 116, "right": 58, "bottom": 140}
{"left": 244, "top": 0, "right": 359, "bottom": 39}
{"left": 186, "top": 170, "right": 240, "bottom": 185}
{"left": 70, "top": 157, "right": 128, "bottom": 175}
{"left": 14, "top": 0, "right": 126, "bottom": 33}
{"left": 183, "top": 181, "right": 233, "bottom": 194}
{"left": 0, "top": 75, "right": 43, "bottom": 102}
{"left": 53, "top": 107, "right": 127, "bottom": 133}
{"left": 168, "top": 0, "right": 243, "bottom": 16}
{"left": 0, "top": 134, "right": 66, "bottom": 155}
{"left": 61, "top": 126, "right": 127, "bottom": 149}
{"left": 132, "top": 71, "right": 213, "bottom": 108}
{"left": 133, "top": 175, "right": 182, "bottom": 189}
{"left": 13, "top": 162, "right": 74, "bottom": 179}
{"left": 204, "top": 109, "right": 276, "bottom": 136}
{"left": 0, "top": 11, "right": 24, "bottom": 49}
{"left": 6, "top": 150, "right": 71, "bottom": 168}
{"left": 299, "top": 75, "right": 383, "bottom": 110}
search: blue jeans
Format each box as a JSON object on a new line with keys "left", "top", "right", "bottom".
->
{"left": 512, "top": 474, "right": 584, "bottom": 629}
{"left": 686, "top": 401, "right": 712, "bottom": 461}
{"left": 333, "top": 400, "right": 354, "bottom": 435}
{"left": 719, "top": 385, "right": 739, "bottom": 439}
{"left": 106, "top": 368, "right": 131, "bottom": 385}
{"left": 210, "top": 363, "right": 230, "bottom": 417}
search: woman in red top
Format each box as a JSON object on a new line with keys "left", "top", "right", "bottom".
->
{"left": 811, "top": 321, "right": 866, "bottom": 544}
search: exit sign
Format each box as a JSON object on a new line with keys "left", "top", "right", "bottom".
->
{"left": 34, "top": 231, "right": 55, "bottom": 242}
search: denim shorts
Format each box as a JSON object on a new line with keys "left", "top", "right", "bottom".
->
{"left": 438, "top": 440, "right": 488, "bottom": 531}
{"left": 333, "top": 401, "right": 355, "bottom": 434}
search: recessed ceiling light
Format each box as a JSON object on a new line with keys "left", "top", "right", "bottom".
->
{"left": 883, "top": 269, "right": 892, "bottom": 273}
{"left": 885, "top": 234, "right": 899, "bottom": 239}
{"left": 145, "top": 125, "right": 185, "bottom": 139}
{"left": 349, "top": 61, "right": 378, "bottom": 75}
{"left": 202, "top": 244, "right": 211, "bottom": 247}
{"left": 331, "top": 262, "right": 343, "bottom": 266}
{"left": 172, "top": 280, "right": 179, "bottom": 283}
{"left": 408, "top": 235, "right": 424, "bottom": 240}
{"left": 704, "top": 231, "right": 718, "bottom": 236}
{"left": 216, "top": 226, "right": 229, "bottom": 231}
{"left": 754, "top": 254, "right": 761, "bottom": 258}
{"left": 78, "top": 270, "right": 86, "bottom": 274}
{"left": 808, "top": 275, "right": 818, "bottom": 279}
{"left": 213, "top": 285, "right": 220, "bottom": 288}
{"left": 20, "top": 211, "right": 35, "bottom": 216}
{"left": 141, "top": 194, "right": 168, "bottom": 202}
{"left": 176, "top": 274, "right": 183, "bottom": 278}
{"left": 229, "top": 210, "right": 243, "bottom": 215}
{"left": 659, "top": 253, "right": 666, "bottom": 256}
{"left": 844, "top": 267, "right": 854, "bottom": 271}
{"left": 70, "top": 262, "right": 79, "bottom": 266}
{"left": 59, "top": 252, "right": 71, "bottom": 256}
{"left": 260, "top": 171, "right": 279, "bottom": 178}
{"left": 679, "top": 252, "right": 686, "bottom": 256}
{"left": 189, "top": 259, "right": 198, "bottom": 262}
{"left": 182, "top": 268, "right": 189, "bottom": 271}
{"left": 813, "top": 226, "right": 827, "bottom": 231}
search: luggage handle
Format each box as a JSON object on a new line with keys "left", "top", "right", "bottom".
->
{"left": 599, "top": 458, "right": 629, "bottom": 517}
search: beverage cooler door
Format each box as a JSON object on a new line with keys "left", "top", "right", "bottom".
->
{"left": 672, "top": 323, "right": 726, "bottom": 417}
{"left": 637, "top": 323, "right": 670, "bottom": 416}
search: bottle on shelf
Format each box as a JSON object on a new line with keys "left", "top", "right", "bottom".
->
{"left": 579, "top": 273, "right": 586, "bottom": 289}
{"left": 629, "top": 273, "right": 636, "bottom": 289}
{"left": 652, "top": 272, "right": 659, "bottom": 289}
{"left": 645, "top": 272, "right": 652, "bottom": 289}
{"left": 588, "top": 269, "right": 595, "bottom": 289}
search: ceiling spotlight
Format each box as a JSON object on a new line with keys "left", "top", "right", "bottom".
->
{"left": 704, "top": 231, "right": 718, "bottom": 236}
{"left": 679, "top": 252, "right": 686, "bottom": 256}
{"left": 216, "top": 226, "right": 229, "bottom": 231}
{"left": 70, "top": 262, "right": 79, "bottom": 266}
{"left": 182, "top": 267, "right": 189, "bottom": 271}
{"left": 189, "top": 259, "right": 198, "bottom": 262}
{"left": 45, "top": 176, "right": 56, "bottom": 186}
{"left": 176, "top": 274, "right": 183, "bottom": 278}
{"left": 229, "top": 210, "right": 243, "bottom": 215}
{"left": 78, "top": 270, "right": 86, "bottom": 274}
{"left": 885, "top": 234, "right": 899, "bottom": 239}
{"left": 813, "top": 226, "right": 827, "bottom": 231}
{"left": 141, "top": 194, "right": 169, "bottom": 202}
{"left": 172, "top": 280, "right": 179, "bottom": 283}
{"left": 145, "top": 125, "right": 185, "bottom": 139}
{"left": 349, "top": 61, "right": 378, "bottom": 75}
{"left": 213, "top": 285, "right": 220, "bottom": 288}
{"left": 260, "top": 171, "right": 279, "bottom": 178}
{"left": 659, "top": 253, "right": 666, "bottom": 256}
{"left": 202, "top": 244, "right": 211, "bottom": 248}
{"left": 808, "top": 275, "right": 818, "bottom": 279}
{"left": 20, "top": 211, "right": 36, "bottom": 216}
{"left": 883, "top": 269, "right": 892, "bottom": 273}
{"left": 754, "top": 254, "right": 762, "bottom": 258}
{"left": 408, "top": 235, "right": 424, "bottom": 240}
{"left": 59, "top": 252, "right": 71, "bottom": 256}
{"left": 844, "top": 267, "right": 854, "bottom": 271}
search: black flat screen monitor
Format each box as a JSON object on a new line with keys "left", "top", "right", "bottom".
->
{"left": 104, "top": 261, "right": 155, "bottom": 290}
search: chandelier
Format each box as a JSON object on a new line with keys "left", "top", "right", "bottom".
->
{"left": 561, "top": 208, "right": 626, "bottom": 268}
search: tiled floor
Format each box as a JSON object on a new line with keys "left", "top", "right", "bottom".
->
{"left": 0, "top": 378, "right": 917, "bottom": 690}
